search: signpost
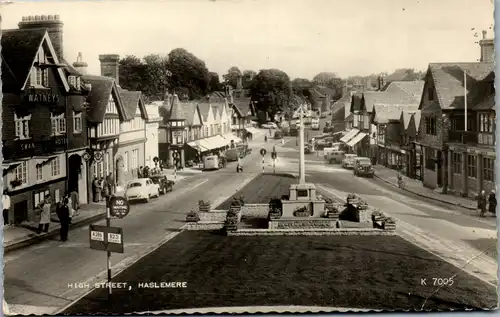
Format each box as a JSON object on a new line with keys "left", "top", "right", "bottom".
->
{"left": 89, "top": 195, "right": 130, "bottom": 297}
{"left": 94, "top": 151, "right": 103, "bottom": 163}
{"left": 260, "top": 148, "right": 267, "bottom": 173}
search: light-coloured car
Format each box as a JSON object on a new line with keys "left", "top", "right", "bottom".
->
{"left": 261, "top": 122, "right": 278, "bottom": 129}
{"left": 125, "top": 178, "right": 160, "bottom": 203}
{"left": 342, "top": 154, "right": 358, "bottom": 169}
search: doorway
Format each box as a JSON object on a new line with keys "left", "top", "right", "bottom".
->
{"left": 68, "top": 154, "right": 82, "bottom": 193}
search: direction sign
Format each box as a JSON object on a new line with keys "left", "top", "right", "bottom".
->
{"left": 260, "top": 148, "right": 267, "bottom": 156}
{"left": 89, "top": 225, "right": 124, "bottom": 253}
{"left": 94, "top": 151, "right": 103, "bottom": 162}
{"left": 82, "top": 151, "right": 91, "bottom": 162}
{"left": 109, "top": 196, "right": 130, "bottom": 219}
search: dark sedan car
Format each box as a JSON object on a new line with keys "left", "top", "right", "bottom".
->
{"left": 150, "top": 175, "right": 174, "bottom": 194}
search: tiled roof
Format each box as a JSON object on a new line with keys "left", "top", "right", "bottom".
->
{"left": 363, "top": 86, "right": 420, "bottom": 113}
{"left": 232, "top": 98, "right": 253, "bottom": 117}
{"left": 388, "top": 81, "right": 424, "bottom": 99}
{"left": 197, "top": 103, "right": 212, "bottom": 122}
{"left": 400, "top": 110, "right": 416, "bottom": 130}
{"left": 211, "top": 105, "right": 220, "bottom": 121}
{"left": 118, "top": 88, "right": 142, "bottom": 119}
{"left": 386, "top": 69, "right": 411, "bottom": 82}
{"left": 474, "top": 94, "right": 495, "bottom": 110}
{"left": 309, "top": 88, "right": 326, "bottom": 99}
{"left": 331, "top": 102, "right": 345, "bottom": 117}
{"left": 411, "top": 111, "right": 421, "bottom": 132}
{"left": 168, "top": 94, "right": 185, "bottom": 121}
{"left": 1, "top": 28, "right": 47, "bottom": 92}
{"left": 428, "top": 62, "right": 494, "bottom": 110}
{"left": 82, "top": 75, "right": 126, "bottom": 123}
{"left": 372, "top": 104, "right": 419, "bottom": 124}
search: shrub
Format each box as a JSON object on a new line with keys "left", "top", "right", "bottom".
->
{"left": 186, "top": 210, "right": 200, "bottom": 222}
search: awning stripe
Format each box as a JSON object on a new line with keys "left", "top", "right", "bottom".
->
{"left": 340, "top": 129, "right": 359, "bottom": 143}
{"left": 347, "top": 132, "right": 367, "bottom": 147}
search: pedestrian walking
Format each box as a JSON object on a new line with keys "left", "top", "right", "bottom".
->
{"left": 281, "top": 138, "right": 285, "bottom": 146}
{"left": 138, "top": 166, "right": 144, "bottom": 178}
{"left": 102, "top": 178, "right": 110, "bottom": 200}
{"left": 264, "top": 135, "right": 268, "bottom": 143}
{"left": 477, "top": 190, "right": 487, "bottom": 217}
{"left": 37, "top": 194, "right": 52, "bottom": 234}
{"left": 488, "top": 190, "right": 496, "bottom": 215}
{"left": 65, "top": 194, "right": 74, "bottom": 223}
{"left": 3, "top": 190, "right": 11, "bottom": 225}
{"left": 92, "top": 178, "right": 99, "bottom": 202}
{"left": 57, "top": 197, "right": 71, "bottom": 241}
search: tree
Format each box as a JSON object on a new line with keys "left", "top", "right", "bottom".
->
{"left": 291, "top": 78, "right": 312, "bottom": 92}
{"left": 167, "top": 48, "right": 210, "bottom": 99}
{"left": 312, "top": 72, "right": 338, "bottom": 85}
{"left": 250, "top": 69, "right": 292, "bottom": 120}
{"left": 142, "top": 54, "right": 171, "bottom": 101}
{"left": 242, "top": 70, "right": 256, "bottom": 89}
{"left": 222, "top": 66, "right": 242, "bottom": 88}
{"left": 119, "top": 55, "right": 147, "bottom": 93}
{"left": 208, "top": 72, "right": 222, "bottom": 92}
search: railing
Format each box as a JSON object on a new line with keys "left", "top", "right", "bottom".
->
{"left": 448, "top": 131, "right": 478, "bottom": 144}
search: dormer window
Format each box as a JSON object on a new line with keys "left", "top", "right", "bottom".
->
{"left": 51, "top": 113, "right": 66, "bottom": 136}
{"left": 31, "top": 67, "right": 47, "bottom": 87}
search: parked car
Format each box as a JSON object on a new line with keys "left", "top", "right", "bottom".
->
{"left": 342, "top": 154, "right": 358, "bottom": 169}
{"left": 261, "top": 122, "right": 278, "bottom": 129}
{"left": 353, "top": 157, "right": 375, "bottom": 177}
{"left": 150, "top": 175, "right": 174, "bottom": 194}
{"left": 327, "top": 150, "right": 345, "bottom": 164}
{"left": 125, "top": 178, "right": 160, "bottom": 203}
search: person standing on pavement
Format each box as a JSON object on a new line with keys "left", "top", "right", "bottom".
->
{"left": 3, "top": 190, "right": 11, "bottom": 225}
{"left": 57, "top": 197, "right": 70, "bottom": 241}
{"left": 102, "top": 178, "right": 110, "bottom": 201}
{"left": 70, "top": 189, "right": 80, "bottom": 216}
{"left": 478, "top": 190, "right": 487, "bottom": 217}
{"left": 37, "top": 194, "right": 52, "bottom": 234}
{"left": 488, "top": 190, "right": 496, "bottom": 215}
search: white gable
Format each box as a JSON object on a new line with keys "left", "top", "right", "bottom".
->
{"left": 206, "top": 105, "right": 215, "bottom": 124}
{"left": 22, "top": 32, "right": 69, "bottom": 92}
{"left": 192, "top": 107, "right": 202, "bottom": 126}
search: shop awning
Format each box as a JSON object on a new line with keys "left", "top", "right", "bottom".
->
{"left": 245, "top": 127, "right": 260, "bottom": 134}
{"left": 340, "top": 129, "right": 359, "bottom": 143}
{"left": 222, "top": 133, "right": 242, "bottom": 144}
{"left": 198, "top": 138, "right": 217, "bottom": 151}
{"left": 347, "top": 132, "right": 367, "bottom": 147}
{"left": 187, "top": 141, "right": 209, "bottom": 152}
{"left": 213, "top": 135, "right": 229, "bottom": 148}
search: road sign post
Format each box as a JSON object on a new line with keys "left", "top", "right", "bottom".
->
{"left": 271, "top": 151, "right": 277, "bottom": 174}
{"left": 89, "top": 195, "right": 129, "bottom": 298}
{"left": 260, "top": 148, "right": 267, "bottom": 173}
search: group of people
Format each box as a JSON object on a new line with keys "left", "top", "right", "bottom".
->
{"left": 36, "top": 190, "right": 80, "bottom": 241}
{"left": 138, "top": 166, "right": 161, "bottom": 178}
{"left": 92, "top": 175, "right": 113, "bottom": 202}
{"left": 477, "top": 190, "right": 496, "bottom": 217}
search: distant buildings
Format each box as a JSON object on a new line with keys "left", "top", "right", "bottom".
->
{"left": 340, "top": 30, "right": 495, "bottom": 198}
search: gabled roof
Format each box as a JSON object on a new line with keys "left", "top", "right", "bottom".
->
{"left": 82, "top": 75, "right": 127, "bottom": 123}
{"left": 410, "top": 111, "right": 421, "bottom": 132}
{"left": 118, "top": 88, "right": 148, "bottom": 121}
{"left": 197, "top": 102, "right": 214, "bottom": 122}
{"left": 400, "top": 110, "right": 416, "bottom": 130}
{"left": 168, "top": 94, "right": 186, "bottom": 121}
{"left": 232, "top": 98, "right": 254, "bottom": 117}
{"left": 211, "top": 105, "right": 220, "bottom": 121}
{"left": 1, "top": 28, "right": 69, "bottom": 93}
{"left": 362, "top": 83, "right": 421, "bottom": 113}
{"left": 371, "top": 104, "right": 419, "bottom": 124}
{"left": 423, "top": 62, "right": 495, "bottom": 110}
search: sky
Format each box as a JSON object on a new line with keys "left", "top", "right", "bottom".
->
{"left": 1, "top": 0, "right": 495, "bottom": 80}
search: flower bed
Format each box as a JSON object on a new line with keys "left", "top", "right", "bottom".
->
{"left": 224, "top": 198, "right": 242, "bottom": 232}
{"left": 185, "top": 210, "right": 200, "bottom": 223}
{"left": 198, "top": 200, "right": 211, "bottom": 213}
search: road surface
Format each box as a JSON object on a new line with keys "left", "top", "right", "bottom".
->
{"left": 275, "top": 138, "right": 497, "bottom": 286}
{"left": 3, "top": 136, "right": 281, "bottom": 315}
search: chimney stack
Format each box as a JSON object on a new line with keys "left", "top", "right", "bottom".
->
{"left": 378, "top": 75, "right": 386, "bottom": 91}
{"left": 18, "top": 15, "right": 64, "bottom": 60}
{"left": 73, "top": 52, "right": 88, "bottom": 74}
{"left": 99, "top": 54, "right": 120, "bottom": 85}
{"left": 479, "top": 30, "right": 494, "bottom": 63}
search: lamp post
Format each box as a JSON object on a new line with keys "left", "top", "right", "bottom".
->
{"left": 298, "top": 103, "right": 306, "bottom": 184}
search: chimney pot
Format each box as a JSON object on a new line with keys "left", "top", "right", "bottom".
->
{"left": 55, "top": 14, "right": 60, "bottom": 20}
{"left": 48, "top": 14, "right": 54, "bottom": 20}
{"left": 35, "top": 15, "right": 40, "bottom": 21}
{"left": 41, "top": 15, "right": 47, "bottom": 20}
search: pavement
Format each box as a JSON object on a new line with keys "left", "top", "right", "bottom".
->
{"left": 3, "top": 133, "right": 280, "bottom": 315}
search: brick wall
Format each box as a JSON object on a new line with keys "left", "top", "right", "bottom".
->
{"left": 66, "top": 94, "right": 88, "bottom": 150}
